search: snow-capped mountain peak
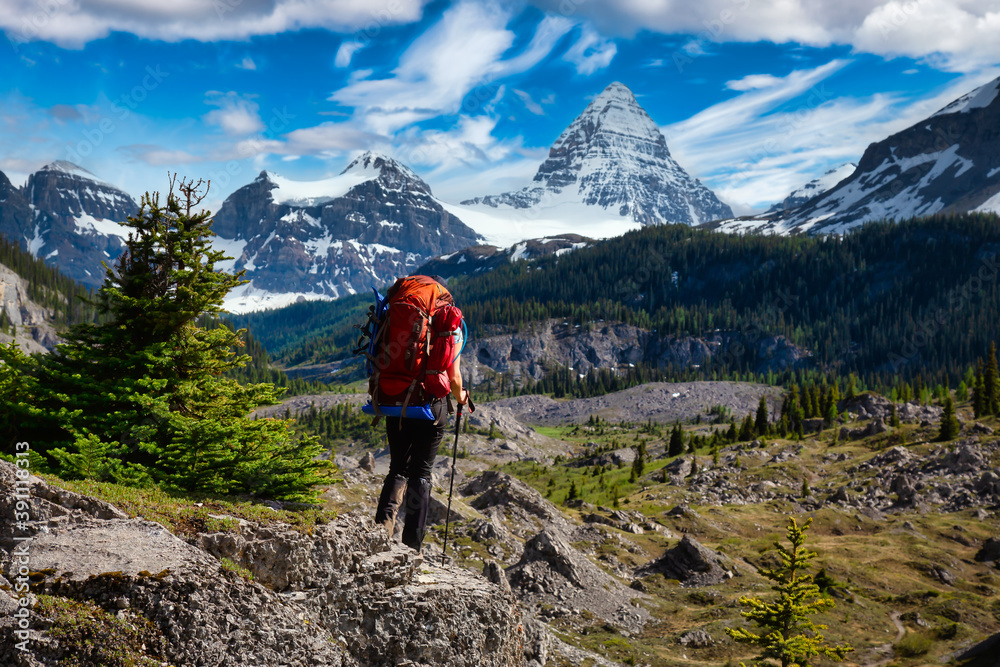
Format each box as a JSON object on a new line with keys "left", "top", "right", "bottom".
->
{"left": 766, "top": 163, "right": 857, "bottom": 214}
{"left": 931, "top": 76, "right": 1000, "bottom": 118}
{"left": 38, "top": 160, "right": 108, "bottom": 184}
{"left": 461, "top": 81, "right": 732, "bottom": 236}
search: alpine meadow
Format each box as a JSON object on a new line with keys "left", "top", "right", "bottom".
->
{"left": 2, "top": 2, "right": 1000, "bottom": 666}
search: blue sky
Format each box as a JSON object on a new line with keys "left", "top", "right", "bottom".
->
{"left": 1, "top": 0, "right": 998, "bottom": 215}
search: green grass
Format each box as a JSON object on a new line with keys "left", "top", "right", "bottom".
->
{"left": 33, "top": 594, "right": 166, "bottom": 666}
{"left": 44, "top": 476, "right": 339, "bottom": 538}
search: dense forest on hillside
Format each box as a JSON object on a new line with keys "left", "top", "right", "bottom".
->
{"left": 241, "top": 213, "right": 999, "bottom": 392}
{"left": 0, "top": 235, "right": 99, "bottom": 330}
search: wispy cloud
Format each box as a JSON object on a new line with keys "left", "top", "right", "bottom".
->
{"left": 329, "top": 2, "right": 572, "bottom": 134}
{"left": 562, "top": 25, "right": 617, "bottom": 75}
{"left": 335, "top": 40, "right": 365, "bottom": 68}
{"left": 514, "top": 89, "right": 545, "bottom": 115}
{"left": 237, "top": 56, "right": 256, "bottom": 71}
{"left": 203, "top": 92, "right": 265, "bottom": 136}
{"left": 0, "top": 0, "right": 430, "bottom": 46}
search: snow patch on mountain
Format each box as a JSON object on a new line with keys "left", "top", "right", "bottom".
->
{"left": 931, "top": 78, "right": 1000, "bottom": 118}
{"left": 767, "top": 163, "right": 856, "bottom": 213}
{"left": 442, "top": 200, "right": 641, "bottom": 248}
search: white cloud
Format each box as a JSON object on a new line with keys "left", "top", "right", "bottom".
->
{"left": 237, "top": 56, "right": 257, "bottom": 70}
{"left": 329, "top": 3, "right": 572, "bottom": 134}
{"left": 514, "top": 89, "right": 545, "bottom": 115}
{"left": 562, "top": 25, "right": 617, "bottom": 75}
{"left": 119, "top": 144, "right": 204, "bottom": 165}
{"left": 0, "top": 0, "right": 429, "bottom": 46}
{"left": 335, "top": 40, "right": 365, "bottom": 67}
{"left": 528, "top": 0, "right": 1000, "bottom": 73}
{"left": 204, "top": 92, "right": 265, "bottom": 136}
{"left": 725, "top": 73, "right": 784, "bottom": 91}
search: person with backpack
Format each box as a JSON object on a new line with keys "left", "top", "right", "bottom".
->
{"left": 359, "top": 274, "right": 470, "bottom": 552}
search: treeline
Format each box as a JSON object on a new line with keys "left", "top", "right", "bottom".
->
{"left": 231, "top": 212, "right": 1000, "bottom": 394}
{"left": 450, "top": 212, "right": 1000, "bottom": 389}
{"left": 0, "top": 235, "right": 100, "bottom": 330}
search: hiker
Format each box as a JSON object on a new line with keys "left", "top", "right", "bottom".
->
{"left": 365, "top": 274, "right": 470, "bottom": 552}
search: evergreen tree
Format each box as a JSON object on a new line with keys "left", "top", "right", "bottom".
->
{"left": 755, "top": 396, "right": 769, "bottom": 436}
{"left": 668, "top": 422, "right": 684, "bottom": 457}
{"left": 739, "top": 413, "right": 755, "bottom": 441}
{"left": 633, "top": 441, "right": 647, "bottom": 477}
{"left": 12, "top": 178, "right": 332, "bottom": 500}
{"left": 986, "top": 342, "right": 1000, "bottom": 415}
{"left": 973, "top": 358, "right": 986, "bottom": 418}
{"left": 937, "top": 396, "right": 960, "bottom": 442}
{"left": 726, "top": 419, "right": 739, "bottom": 443}
{"left": 726, "top": 518, "right": 853, "bottom": 667}
{"left": 889, "top": 404, "right": 900, "bottom": 428}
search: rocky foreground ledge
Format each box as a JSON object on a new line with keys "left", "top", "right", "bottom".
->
{"left": 0, "top": 461, "right": 523, "bottom": 666}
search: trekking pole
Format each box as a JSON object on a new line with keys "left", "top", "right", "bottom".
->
{"left": 442, "top": 395, "right": 475, "bottom": 566}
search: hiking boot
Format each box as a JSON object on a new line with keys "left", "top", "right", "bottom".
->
{"left": 401, "top": 477, "right": 432, "bottom": 552}
{"left": 374, "top": 474, "right": 407, "bottom": 538}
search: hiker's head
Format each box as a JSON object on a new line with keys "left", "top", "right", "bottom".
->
{"left": 428, "top": 275, "right": 448, "bottom": 288}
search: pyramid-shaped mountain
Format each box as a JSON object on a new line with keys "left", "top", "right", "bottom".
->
{"left": 463, "top": 82, "right": 733, "bottom": 226}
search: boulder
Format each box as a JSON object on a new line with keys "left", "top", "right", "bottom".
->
{"left": 975, "top": 537, "right": 1000, "bottom": 562}
{"left": 358, "top": 451, "right": 376, "bottom": 472}
{"left": 679, "top": 629, "right": 714, "bottom": 647}
{"left": 636, "top": 534, "right": 733, "bottom": 587}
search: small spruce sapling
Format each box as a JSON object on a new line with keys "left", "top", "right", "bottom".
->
{"left": 726, "top": 518, "right": 853, "bottom": 667}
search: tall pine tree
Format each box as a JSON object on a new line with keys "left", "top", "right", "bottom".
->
{"left": 986, "top": 342, "right": 1000, "bottom": 415}
{"left": 937, "top": 396, "right": 960, "bottom": 442}
{"left": 755, "top": 395, "right": 769, "bottom": 436}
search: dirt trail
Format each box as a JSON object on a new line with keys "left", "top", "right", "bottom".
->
{"left": 861, "top": 611, "right": 904, "bottom": 667}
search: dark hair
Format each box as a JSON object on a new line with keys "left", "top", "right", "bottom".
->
{"left": 428, "top": 274, "right": 449, "bottom": 288}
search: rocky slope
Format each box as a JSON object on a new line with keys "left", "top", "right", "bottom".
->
{"left": 462, "top": 82, "right": 732, "bottom": 230}
{"left": 0, "top": 261, "right": 60, "bottom": 354}
{"left": 465, "top": 319, "right": 812, "bottom": 386}
{"left": 0, "top": 461, "right": 523, "bottom": 666}
{"left": 765, "top": 163, "right": 856, "bottom": 214}
{"left": 717, "top": 76, "right": 1000, "bottom": 235}
{"left": 212, "top": 152, "right": 483, "bottom": 313}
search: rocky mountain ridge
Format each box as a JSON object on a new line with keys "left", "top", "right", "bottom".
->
{"left": 203, "top": 152, "right": 485, "bottom": 313}
{"left": 463, "top": 82, "right": 733, "bottom": 228}
{"left": 0, "top": 161, "right": 137, "bottom": 287}
{"left": 714, "top": 76, "right": 1000, "bottom": 235}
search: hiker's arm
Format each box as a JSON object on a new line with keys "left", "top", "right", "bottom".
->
{"left": 448, "top": 357, "right": 469, "bottom": 404}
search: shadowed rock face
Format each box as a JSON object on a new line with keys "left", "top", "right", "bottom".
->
{"left": 635, "top": 534, "right": 734, "bottom": 587}
{"left": 0, "top": 461, "right": 523, "bottom": 667}
{"left": 463, "top": 82, "right": 732, "bottom": 226}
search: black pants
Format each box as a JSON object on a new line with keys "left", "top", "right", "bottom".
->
{"left": 375, "top": 400, "right": 447, "bottom": 551}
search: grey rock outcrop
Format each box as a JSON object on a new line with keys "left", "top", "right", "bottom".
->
{"left": 975, "top": 537, "right": 1000, "bottom": 562}
{"left": 636, "top": 534, "right": 733, "bottom": 587}
{"left": 0, "top": 461, "right": 523, "bottom": 667}
{"left": 506, "top": 526, "right": 650, "bottom": 632}
{"left": 468, "top": 320, "right": 811, "bottom": 385}
{"left": 0, "top": 262, "right": 61, "bottom": 353}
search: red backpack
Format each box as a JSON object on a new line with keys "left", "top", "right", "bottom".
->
{"left": 367, "top": 275, "right": 463, "bottom": 418}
